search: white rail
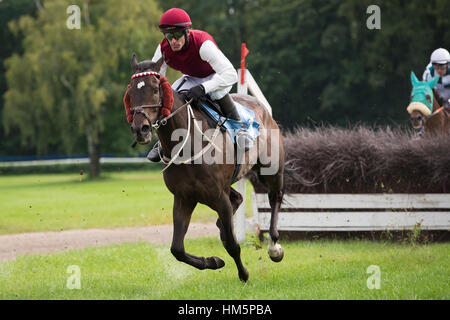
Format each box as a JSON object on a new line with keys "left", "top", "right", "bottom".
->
{"left": 0, "top": 157, "right": 148, "bottom": 167}
{"left": 252, "top": 193, "right": 450, "bottom": 231}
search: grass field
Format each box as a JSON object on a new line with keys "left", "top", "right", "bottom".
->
{"left": 0, "top": 170, "right": 253, "bottom": 235}
{"left": 0, "top": 237, "right": 449, "bottom": 299}
{"left": 1, "top": 170, "right": 449, "bottom": 300}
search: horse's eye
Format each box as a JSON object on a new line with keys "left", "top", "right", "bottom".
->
{"left": 426, "top": 94, "right": 431, "bottom": 104}
{"left": 153, "top": 88, "right": 159, "bottom": 94}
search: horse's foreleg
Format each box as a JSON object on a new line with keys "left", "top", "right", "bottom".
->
{"left": 216, "top": 191, "right": 249, "bottom": 282}
{"left": 171, "top": 196, "right": 225, "bottom": 270}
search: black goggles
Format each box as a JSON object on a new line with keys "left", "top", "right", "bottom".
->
{"left": 432, "top": 63, "right": 448, "bottom": 70}
{"left": 164, "top": 31, "right": 185, "bottom": 41}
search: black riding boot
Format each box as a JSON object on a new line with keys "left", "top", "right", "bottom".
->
{"left": 217, "top": 94, "right": 240, "bottom": 121}
{"left": 147, "top": 142, "right": 162, "bottom": 162}
{"left": 216, "top": 94, "right": 253, "bottom": 151}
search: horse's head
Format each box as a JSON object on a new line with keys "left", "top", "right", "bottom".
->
{"left": 406, "top": 71, "right": 440, "bottom": 130}
{"left": 407, "top": 72, "right": 431, "bottom": 130}
{"left": 128, "top": 53, "right": 164, "bottom": 144}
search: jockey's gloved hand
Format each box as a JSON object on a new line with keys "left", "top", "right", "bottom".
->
{"left": 184, "top": 85, "right": 205, "bottom": 103}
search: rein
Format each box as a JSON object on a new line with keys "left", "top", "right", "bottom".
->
{"left": 130, "top": 99, "right": 192, "bottom": 129}
{"left": 158, "top": 103, "right": 223, "bottom": 172}
{"left": 151, "top": 99, "right": 192, "bottom": 130}
{"left": 130, "top": 98, "right": 191, "bottom": 149}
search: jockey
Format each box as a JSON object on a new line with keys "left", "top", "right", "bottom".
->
{"left": 422, "top": 48, "right": 450, "bottom": 109}
{"left": 147, "top": 8, "right": 249, "bottom": 162}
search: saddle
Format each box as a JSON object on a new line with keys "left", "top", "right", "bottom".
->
{"left": 187, "top": 94, "right": 261, "bottom": 184}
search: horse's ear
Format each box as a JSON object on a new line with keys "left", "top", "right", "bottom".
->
{"left": 410, "top": 71, "right": 419, "bottom": 86}
{"left": 428, "top": 75, "right": 440, "bottom": 89}
{"left": 131, "top": 53, "right": 138, "bottom": 73}
{"left": 154, "top": 54, "right": 164, "bottom": 72}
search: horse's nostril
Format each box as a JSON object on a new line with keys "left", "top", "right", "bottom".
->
{"left": 141, "top": 124, "right": 150, "bottom": 133}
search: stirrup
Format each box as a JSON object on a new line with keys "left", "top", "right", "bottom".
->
{"left": 236, "top": 129, "right": 253, "bottom": 152}
{"left": 147, "top": 143, "right": 162, "bottom": 162}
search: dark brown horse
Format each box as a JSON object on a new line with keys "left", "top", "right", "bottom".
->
{"left": 127, "top": 54, "right": 284, "bottom": 282}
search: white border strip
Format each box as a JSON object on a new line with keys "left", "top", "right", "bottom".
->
{"left": 0, "top": 157, "right": 148, "bottom": 167}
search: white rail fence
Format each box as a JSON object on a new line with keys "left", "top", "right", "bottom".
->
{"left": 252, "top": 193, "right": 450, "bottom": 232}
{"left": 0, "top": 157, "right": 148, "bottom": 167}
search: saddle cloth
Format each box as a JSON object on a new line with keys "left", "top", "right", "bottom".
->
{"left": 199, "top": 100, "right": 261, "bottom": 144}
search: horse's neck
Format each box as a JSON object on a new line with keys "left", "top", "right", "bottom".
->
{"left": 157, "top": 96, "right": 185, "bottom": 151}
{"left": 156, "top": 94, "right": 210, "bottom": 156}
{"left": 433, "top": 89, "right": 442, "bottom": 112}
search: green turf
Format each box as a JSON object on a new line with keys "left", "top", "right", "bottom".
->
{"left": 0, "top": 170, "right": 253, "bottom": 235}
{"left": 0, "top": 237, "right": 448, "bottom": 299}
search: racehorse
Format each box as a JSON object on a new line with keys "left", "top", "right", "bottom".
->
{"left": 407, "top": 71, "right": 450, "bottom": 136}
{"left": 126, "top": 54, "right": 285, "bottom": 282}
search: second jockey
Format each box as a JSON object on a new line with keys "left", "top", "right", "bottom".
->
{"left": 422, "top": 48, "right": 450, "bottom": 110}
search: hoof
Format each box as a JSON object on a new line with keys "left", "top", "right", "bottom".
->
{"left": 269, "top": 247, "right": 284, "bottom": 262}
{"left": 239, "top": 269, "right": 249, "bottom": 282}
{"left": 206, "top": 256, "right": 225, "bottom": 269}
{"left": 268, "top": 242, "right": 284, "bottom": 263}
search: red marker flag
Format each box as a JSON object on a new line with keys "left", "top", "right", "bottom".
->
{"left": 240, "top": 43, "right": 249, "bottom": 84}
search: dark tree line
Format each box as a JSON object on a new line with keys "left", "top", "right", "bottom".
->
{"left": 1, "top": 0, "right": 449, "bottom": 172}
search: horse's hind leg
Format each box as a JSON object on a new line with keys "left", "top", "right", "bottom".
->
{"left": 267, "top": 188, "right": 284, "bottom": 262}
{"left": 216, "top": 187, "right": 242, "bottom": 246}
{"left": 229, "top": 187, "right": 244, "bottom": 213}
{"left": 259, "top": 171, "right": 284, "bottom": 263}
{"left": 216, "top": 190, "right": 249, "bottom": 282}
{"left": 171, "top": 196, "right": 225, "bottom": 271}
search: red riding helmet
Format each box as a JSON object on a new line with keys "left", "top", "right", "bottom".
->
{"left": 159, "top": 8, "right": 192, "bottom": 31}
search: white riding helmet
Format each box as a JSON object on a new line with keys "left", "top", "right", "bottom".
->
{"left": 430, "top": 48, "right": 450, "bottom": 64}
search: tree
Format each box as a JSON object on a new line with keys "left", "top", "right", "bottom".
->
{"left": 4, "top": 0, "right": 449, "bottom": 163}
{"left": 0, "top": 0, "right": 36, "bottom": 157}
{"left": 246, "top": 0, "right": 450, "bottom": 127}
{"left": 3, "top": 0, "right": 163, "bottom": 176}
{"left": 155, "top": 0, "right": 259, "bottom": 71}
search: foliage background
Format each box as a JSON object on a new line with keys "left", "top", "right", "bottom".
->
{"left": 0, "top": 0, "right": 448, "bottom": 170}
